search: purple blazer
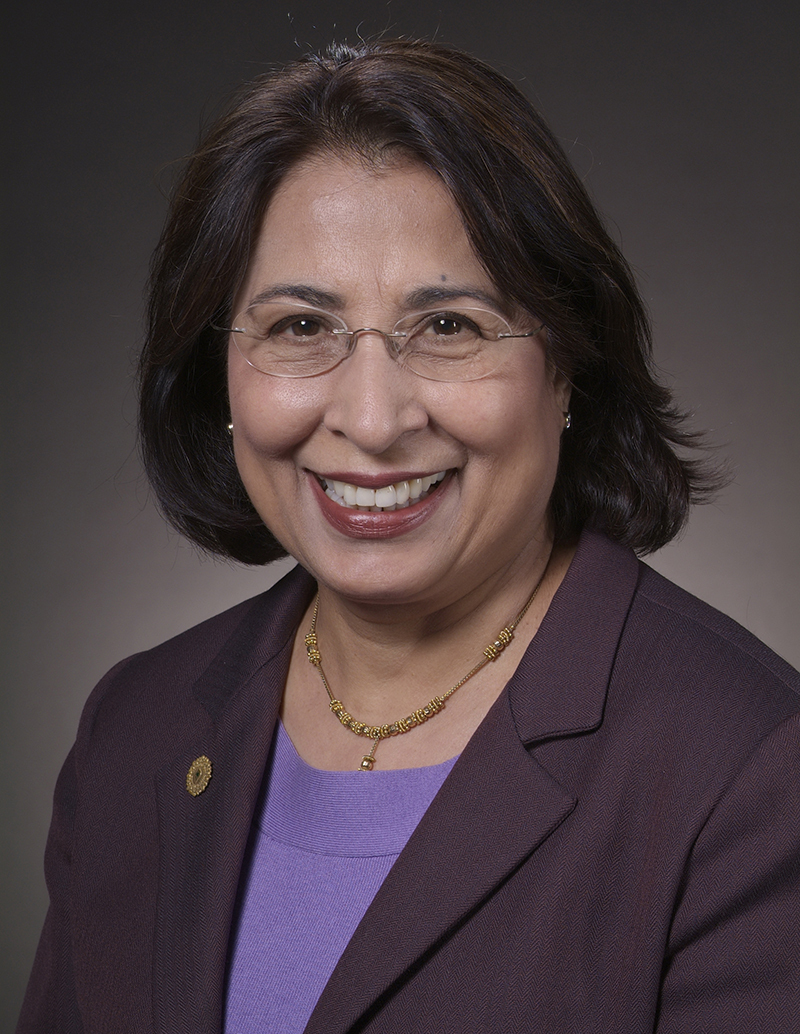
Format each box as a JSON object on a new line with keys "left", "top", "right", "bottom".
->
{"left": 18, "top": 529, "right": 800, "bottom": 1032}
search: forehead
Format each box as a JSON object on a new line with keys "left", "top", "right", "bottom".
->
{"left": 236, "top": 155, "right": 495, "bottom": 313}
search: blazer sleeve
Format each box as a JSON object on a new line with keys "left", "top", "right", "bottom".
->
{"left": 16, "top": 656, "right": 136, "bottom": 1034}
{"left": 657, "top": 713, "right": 800, "bottom": 1032}
{"left": 16, "top": 742, "right": 84, "bottom": 1033}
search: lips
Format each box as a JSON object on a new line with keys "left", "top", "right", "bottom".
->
{"left": 318, "top": 471, "right": 447, "bottom": 511}
{"left": 309, "top": 469, "right": 452, "bottom": 540}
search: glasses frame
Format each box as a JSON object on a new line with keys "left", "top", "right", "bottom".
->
{"left": 216, "top": 302, "right": 544, "bottom": 382}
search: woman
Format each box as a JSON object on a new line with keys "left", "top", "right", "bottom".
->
{"left": 19, "top": 39, "right": 800, "bottom": 1033}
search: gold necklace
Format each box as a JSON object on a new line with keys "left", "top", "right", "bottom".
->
{"left": 304, "top": 568, "right": 549, "bottom": 771}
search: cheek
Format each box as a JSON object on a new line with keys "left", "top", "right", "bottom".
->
{"left": 450, "top": 362, "right": 566, "bottom": 461}
{"left": 228, "top": 355, "right": 324, "bottom": 456}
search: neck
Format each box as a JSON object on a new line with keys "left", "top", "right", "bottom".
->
{"left": 308, "top": 538, "right": 568, "bottom": 717}
{"left": 281, "top": 539, "right": 576, "bottom": 771}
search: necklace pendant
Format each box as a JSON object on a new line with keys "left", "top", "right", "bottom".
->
{"left": 360, "top": 754, "right": 376, "bottom": 771}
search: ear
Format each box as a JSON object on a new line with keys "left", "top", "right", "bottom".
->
{"left": 552, "top": 367, "right": 572, "bottom": 415}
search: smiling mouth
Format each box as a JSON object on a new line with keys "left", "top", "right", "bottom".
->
{"left": 317, "top": 471, "right": 448, "bottom": 511}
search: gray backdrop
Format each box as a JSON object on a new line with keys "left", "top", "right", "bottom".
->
{"left": 4, "top": 0, "right": 798, "bottom": 1023}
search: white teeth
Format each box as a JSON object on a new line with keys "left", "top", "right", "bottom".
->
{"left": 320, "top": 471, "right": 447, "bottom": 512}
{"left": 374, "top": 485, "right": 397, "bottom": 508}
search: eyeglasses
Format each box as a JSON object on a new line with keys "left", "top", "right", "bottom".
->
{"left": 218, "top": 302, "right": 544, "bottom": 382}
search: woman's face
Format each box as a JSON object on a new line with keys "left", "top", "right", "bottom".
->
{"left": 228, "top": 155, "right": 570, "bottom": 609}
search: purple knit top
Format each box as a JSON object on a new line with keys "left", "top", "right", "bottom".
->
{"left": 224, "top": 722, "right": 457, "bottom": 1033}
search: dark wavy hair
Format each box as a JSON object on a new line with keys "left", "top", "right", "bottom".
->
{"left": 140, "top": 38, "right": 719, "bottom": 564}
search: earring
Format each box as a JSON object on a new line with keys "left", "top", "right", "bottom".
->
{"left": 564, "top": 412, "right": 571, "bottom": 430}
{"left": 226, "top": 422, "right": 234, "bottom": 435}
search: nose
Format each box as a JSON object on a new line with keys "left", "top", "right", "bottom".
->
{"left": 322, "top": 331, "right": 429, "bottom": 454}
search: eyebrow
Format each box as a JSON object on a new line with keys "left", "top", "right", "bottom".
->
{"left": 403, "top": 285, "right": 506, "bottom": 312}
{"left": 246, "top": 284, "right": 346, "bottom": 309}
{"left": 244, "top": 283, "right": 507, "bottom": 314}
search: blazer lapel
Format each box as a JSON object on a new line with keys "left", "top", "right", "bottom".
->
{"left": 151, "top": 566, "right": 315, "bottom": 1034}
{"left": 304, "top": 690, "right": 575, "bottom": 1034}
{"left": 510, "top": 527, "right": 640, "bottom": 746}
{"left": 305, "top": 530, "right": 640, "bottom": 1034}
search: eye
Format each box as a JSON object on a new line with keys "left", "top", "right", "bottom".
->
{"left": 430, "top": 316, "right": 462, "bottom": 336}
{"left": 419, "top": 312, "right": 482, "bottom": 337}
{"left": 271, "top": 315, "right": 330, "bottom": 338}
{"left": 240, "top": 306, "right": 346, "bottom": 342}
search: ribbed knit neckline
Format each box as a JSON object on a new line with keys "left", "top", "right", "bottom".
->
{"left": 255, "top": 722, "right": 458, "bottom": 857}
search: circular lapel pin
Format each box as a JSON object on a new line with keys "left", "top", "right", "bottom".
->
{"left": 186, "top": 755, "right": 212, "bottom": 796}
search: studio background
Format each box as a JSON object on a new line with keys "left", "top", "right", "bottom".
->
{"left": 3, "top": 0, "right": 798, "bottom": 1023}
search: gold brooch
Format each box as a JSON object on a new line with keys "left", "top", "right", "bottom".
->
{"left": 186, "top": 755, "right": 212, "bottom": 796}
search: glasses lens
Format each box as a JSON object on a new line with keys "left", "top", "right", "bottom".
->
{"left": 395, "top": 308, "right": 518, "bottom": 382}
{"left": 232, "top": 303, "right": 349, "bottom": 377}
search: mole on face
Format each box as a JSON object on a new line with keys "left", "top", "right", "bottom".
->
{"left": 440, "top": 274, "right": 447, "bottom": 281}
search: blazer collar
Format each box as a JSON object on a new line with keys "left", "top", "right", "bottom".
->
{"left": 508, "top": 526, "right": 640, "bottom": 745}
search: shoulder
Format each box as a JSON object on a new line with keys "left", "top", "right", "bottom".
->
{"left": 570, "top": 527, "right": 799, "bottom": 710}
{"left": 74, "top": 563, "right": 315, "bottom": 756}
{"left": 627, "top": 560, "right": 799, "bottom": 713}
{"left": 544, "top": 528, "right": 800, "bottom": 787}
{"left": 596, "top": 548, "right": 800, "bottom": 803}
{"left": 527, "top": 531, "right": 800, "bottom": 876}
